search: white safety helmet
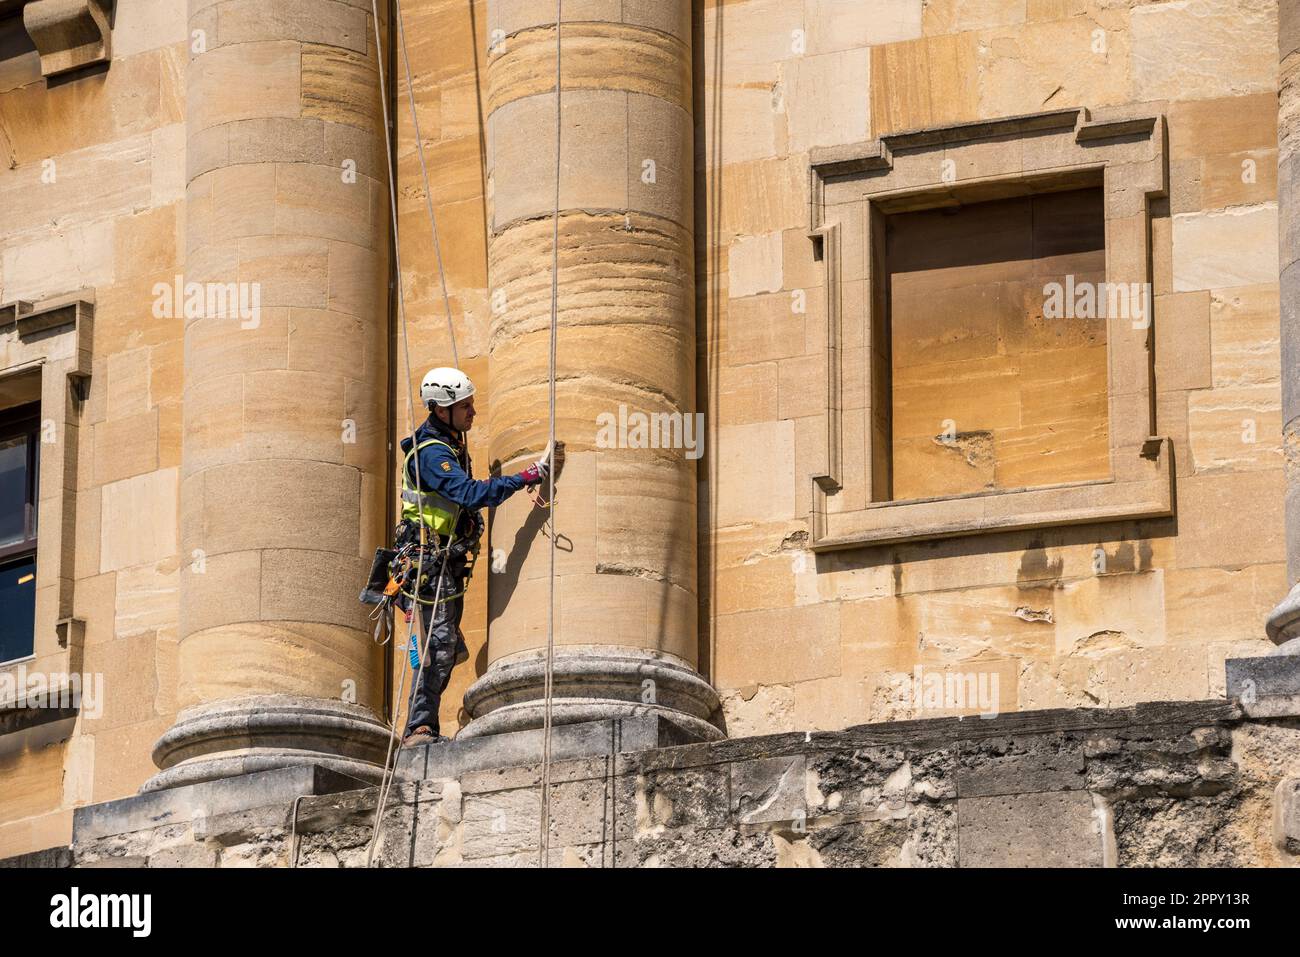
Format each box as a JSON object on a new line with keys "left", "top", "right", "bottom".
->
{"left": 421, "top": 366, "right": 476, "bottom": 409}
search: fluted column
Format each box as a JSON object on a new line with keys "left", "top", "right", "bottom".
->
{"left": 461, "top": 1, "right": 722, "bottom": 739}
{"left": 1270, "top": 0, "right": 1300, "bottom": 647}
{"left": 145, "top": 0, "right": 391, "bottom": 790}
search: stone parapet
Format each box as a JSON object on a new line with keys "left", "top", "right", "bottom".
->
{"left": 35, "top": 699, "right": 1300, "bottom": 868}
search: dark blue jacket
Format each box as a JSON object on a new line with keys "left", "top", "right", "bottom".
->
{"left": 399, "top": 417, "right": 525, "bottom": 523}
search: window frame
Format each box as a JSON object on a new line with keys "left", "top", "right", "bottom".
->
{"left": 0, "top": 403, "right": 40, "bottom": 564}
{"left": 805, "top": 108, "right": 1173, "bottom": 551}
{"left": 0, "top": 401, "right": 39, "bottom": 665}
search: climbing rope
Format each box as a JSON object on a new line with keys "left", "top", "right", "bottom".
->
{"left": 394, "top": 0, "right": 458, "bottom": 370}
{"left": 363, "top": 0, "right": 462, "bottom": 868}
{"left": 360, "top": 0, "right": 564, "bottom": 869}
{"left": 537, "top": 0, "right": 563, "bottom": 871}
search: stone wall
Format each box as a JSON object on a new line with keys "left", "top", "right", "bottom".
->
{"left": 701, "top": 0, "right": 1288, "bottom": 736}
{"left": 0, "top": 1, "right": 190, "bottom": 857}
{"left": 47, "top": 701, "right": 1300, "bottom": 867}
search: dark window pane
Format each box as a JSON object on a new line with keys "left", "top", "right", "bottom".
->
{"left": 0, "top": 435, "right": 28, "bottom": 547}
{"left": 0, "top": 555, "right": 36, "bottom": 663}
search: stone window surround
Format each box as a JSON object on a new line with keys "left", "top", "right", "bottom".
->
{"left": 805, "top": 107, "right": 1173, "bottom": 551}
{"left": 0, "top": 293, "right": 92, "bottom": 726}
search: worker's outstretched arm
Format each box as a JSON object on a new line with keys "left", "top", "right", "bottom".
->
{"left": 414, "top": 442, "right": 559, "bottom": 511}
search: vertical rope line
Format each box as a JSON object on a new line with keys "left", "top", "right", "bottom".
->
{"left": 364, "top": 0, "right": 459, "bottom": 868}
{"left": 364, "top": 0, "right": 419, "bottom": 866}
{"left": 538, "top": 0, "right": 563, "bottom": 870}
{"left": 395, "top": 0, "right": 459, "bottom": 367}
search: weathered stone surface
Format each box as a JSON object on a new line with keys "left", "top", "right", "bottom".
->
{"left": 1274, "top": 776, "right": 1300, "bottom": 855}
{"left": 957, "top": 733, "right": 1087, "bottom": 797}
{"left": 1085, "top": 723, "right": 1236, "bottom": 798}
{"left": 731, "top": 755, "right": 806, "bottom": 825}
{"left": 1112, "top": 794, "right": 1249, "bottom": 867}
{"left": 958, "top": 791, "right": 1104, "bottom": 867}
{"left": 42, "top": 700, "right": 1300, "bottom": 867}
{"left": 1226, "top": 655, "right": 1300, "bottom": 715}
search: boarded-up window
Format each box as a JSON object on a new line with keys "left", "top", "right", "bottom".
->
{"left": 886, "top": 187, "right": 1110, "bottom": 500}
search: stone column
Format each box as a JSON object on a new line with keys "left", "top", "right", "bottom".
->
{"left": 1271, "top": 0, "right": 1300, "bottom": 648}
{"left": 461, "top": 1, "right": 722, "bottom": 740}
{"left": 144, "top": 0, "right": 391, "bottom": 790}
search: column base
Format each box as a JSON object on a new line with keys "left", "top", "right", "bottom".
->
{"left": 459, "top": 646, "right": 724, "bottom": 742}
{"left": 142, "top": 695, "right": 392, "bottom": 794}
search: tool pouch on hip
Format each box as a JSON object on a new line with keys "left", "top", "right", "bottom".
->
{"left": 359, "top": 546, "right": 397, "bottom": 605}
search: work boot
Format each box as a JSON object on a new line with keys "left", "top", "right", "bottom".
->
{"left": 402, "top": 726, "right": 441, "bottom": 747}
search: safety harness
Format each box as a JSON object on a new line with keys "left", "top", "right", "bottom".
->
{"left": 360, "top": 434, "right": 479, "bottom": 632}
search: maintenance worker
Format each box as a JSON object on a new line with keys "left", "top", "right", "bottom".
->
{"left": 399, "top": 366, "right": 564, "bottom": 746}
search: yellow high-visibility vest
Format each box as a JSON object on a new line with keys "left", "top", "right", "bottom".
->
{"left": 401, "top": 439, "right": 461, "bottom": 537}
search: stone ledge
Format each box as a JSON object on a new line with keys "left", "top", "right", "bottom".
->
{"left": 1226, "top": 655, "right": 1300, "bottom": 717}
{"left": 811, "top": 447, "right": 1175, "bottom": 551}
{"left": 0, "top": 845, "right": 73, "bottom": 868}
{"left": 73, "top": 764, "right": 362, "bottom": 843}
{"left": 396, "top": 713, "right": 698, "bottom": 783}
{"left": 618, "top": 699, "right": 1243, "bottom": 775}
{"left": 0, "top": 691, "right": 78, "bottom": 738}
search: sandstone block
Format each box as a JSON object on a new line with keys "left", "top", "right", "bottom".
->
{"left": 276, "top": 163, "right": 374, "bottom": 245}
{"left": 805, "top": 0, "right": 921, "bottom": 54}
{"left": 242, "top": 369, "right": 348, "bottom": 465}
{"left": 715, "top": 420, "right": 795, "bottom": 525}
{"left": 784, "top": 48, "right": 870, "bottom": 153}
{"left": 714, "top": 601, "right": 840, "bottom": 687}
{"left": 1131, "top": 0, "right": 1277, "bottom": 101}
{"left": 728, "top": 232, "right": 784, "bottom": 299}
{"left": 1209, "top": 284, "right": 1280, "bottom": 387}
{"left": 957, "top": 791, "right": 1104, "bottom": 866}
{"left": 724, "top": 290, "right": 813, "bottom": 366}
{"left": 870, "top": 32, "right": 978, "bottom": 136}
{"left": 1187, "top": 383, "right": 1283, "bottom": 472}
{"left": 924, "top": 0, "right": 1025, "bottom": 33}
{"left": 213, "top": 0, "right": 368, "bottom": 54}
{"left": 1173, "top": 205, "right": 1279, "bottom": 292}
{"left": 301, "top": 43, "right": 380, "bottom": 132}
{"left": 188, "top": 40, "right": 302, "bottom": 134}
{"left": 93, "top": 411, "right": 160, "bottom": 488}
{"left": 1154, "top": 291, "right": 1212, "bottom": 392}
{"left": 979, "top": 12, "right": 1130, "bottom": 119}
{"left": 1052, "top": 570, "right": 1166, "bottom": 656}
{"left": 114, "top": 562, "right": 178, "bottom": 639}
{"left": 100, "top": 468, "right": 178, "bottom": 573}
